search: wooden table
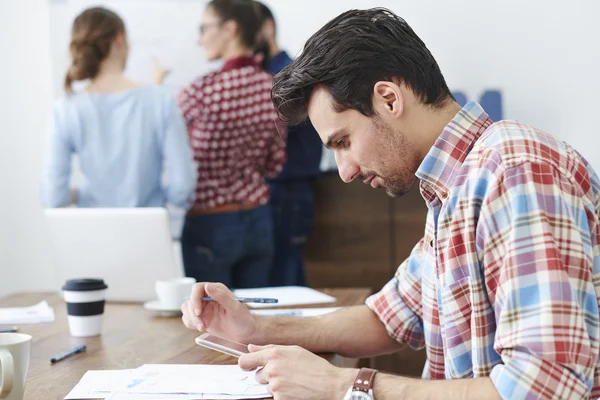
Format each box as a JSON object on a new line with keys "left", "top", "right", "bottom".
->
{"left": 0, "top": 288, "right": 370, "bottom": 399}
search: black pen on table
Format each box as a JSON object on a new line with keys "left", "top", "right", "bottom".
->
{"left": 50, "top": 345, "right": 87, "bottom": 364}
{"left": 0, "top": 326, "right": 18, "bottom": 333}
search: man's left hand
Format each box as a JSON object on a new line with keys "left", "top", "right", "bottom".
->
{"left": 238, "top": 344, "right": 355, "bottom": 399}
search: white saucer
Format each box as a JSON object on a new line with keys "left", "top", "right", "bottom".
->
{"left": 143, "top": 300, "right": 182, "bottom": 316}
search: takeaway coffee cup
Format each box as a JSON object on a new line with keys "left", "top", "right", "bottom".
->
{"left": 62, "top": 279, "right": 108, "bottom": 337}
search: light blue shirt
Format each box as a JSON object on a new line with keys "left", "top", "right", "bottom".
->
{"left": 42, "top": 86, "right": 196, "bottom": 209}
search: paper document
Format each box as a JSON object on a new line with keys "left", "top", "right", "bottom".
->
{"left": 65, "top": 370, "right": 138, "bottom": 399}
{"left": 0, "top": 301, "right": 55, "bottom": 324}
{"left": 123, "top": 364, "right": 268, "bottom": 397}
{"left": 233, "top": 286, "right": 336, "bottom": 308}
{"left": 250, "top": 307, "right": 342, "bottom": 317}
{"left": 66, "top": 366, "right": 269, "bottom": 399}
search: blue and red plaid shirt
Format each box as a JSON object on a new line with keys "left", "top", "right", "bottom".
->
{"left": 367, "top": 102, "right": 600, "bottom": 399}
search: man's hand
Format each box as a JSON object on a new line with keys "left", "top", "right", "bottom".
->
{"left": 181, "top": 282, "right": 259, "bottom": 343}
{"left": 239, "top": 344, "right": 356, "bottom": 399}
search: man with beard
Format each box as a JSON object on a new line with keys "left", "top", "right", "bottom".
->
{"left": 181, "top": 7, "right": 600, "bottom": 400}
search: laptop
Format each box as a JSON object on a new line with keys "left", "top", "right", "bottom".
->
{"left": 44, "top": 208, "right": 183, "bottom": 302}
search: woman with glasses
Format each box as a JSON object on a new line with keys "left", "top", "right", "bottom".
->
{"left": 42, "top": 7, "right": 196, "bottom": 210}
{"left": 176, "top": 0, "right": 286, "bottom": 288}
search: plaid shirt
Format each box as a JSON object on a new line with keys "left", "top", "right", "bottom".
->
{"left": 366, "top": 102, "right": 600, "bottom": 399}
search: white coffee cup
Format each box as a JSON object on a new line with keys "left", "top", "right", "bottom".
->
{"left": 0, "top": 333, "right": 31, "bottom": 400}
{"left": 155, "top": 277, "right": 196, "bottom": 309}
{"left": 62, "top": 279, "right": 108, "bottom": 337}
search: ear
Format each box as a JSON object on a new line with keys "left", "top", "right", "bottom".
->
{"left": 113, "top": 32, "right": 127, "bottom": 50}
{"left": 222, "top": 19, "right": 238, "bottom": 39}
{"left": 373, "top": 81, "right": 404, "bottom": 118}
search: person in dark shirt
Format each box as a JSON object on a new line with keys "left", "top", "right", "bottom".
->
{"left": 255, "top": 2, "right": 323, "bottom": 287}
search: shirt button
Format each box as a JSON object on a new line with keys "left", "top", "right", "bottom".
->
{"left": 442, "top": 192, "right": 449, "bottom": 199}
{"left": 430, "top": 240, "right": 434, "bottom": 247}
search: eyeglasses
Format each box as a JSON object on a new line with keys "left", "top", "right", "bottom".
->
{"left": 199, "top": 21, "right": 223, "bottom": 35}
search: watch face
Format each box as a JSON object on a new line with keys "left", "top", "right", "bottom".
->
{"left": 348, "top": 391, "right": 372, "bottom": 400}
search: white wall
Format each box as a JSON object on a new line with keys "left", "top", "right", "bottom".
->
{"left": 1, "top": 0, "right": 599, "bottom": 296}
{"left": 0, "top": 1, "right": 55, "bottom": 296}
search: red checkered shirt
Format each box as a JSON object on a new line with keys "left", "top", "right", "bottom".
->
{"left": 366, "top": 102, "right": 600, "bottom": 399}
{"left": 177, "top": 56, "right": 286, "bottom": 209}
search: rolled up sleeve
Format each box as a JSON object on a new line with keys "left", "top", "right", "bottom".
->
{"left": 366, "top": 237, "right": 426, "bottom": 350}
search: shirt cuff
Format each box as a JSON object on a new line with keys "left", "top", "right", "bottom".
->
{"left": 366, "top": 278, "right": 425, "bottom": 350}
{"left": 490, "top": 349, "right": 592, "bottom": 400}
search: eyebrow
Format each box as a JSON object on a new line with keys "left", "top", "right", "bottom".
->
{"left": 325, "top": 128, "right": 346, "bottom": 149}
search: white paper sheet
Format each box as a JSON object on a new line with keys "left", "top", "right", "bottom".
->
{"left": 66, "top": 365, "right": 270, "bottom": 399}
{"left": 250, "top": 307, "right": 342, "bottom": 317}
{"left": 65, "top": 370, "right": 138, "bottom": 399}
{"left": 123, "top": 365, "right": 269, "bottom": 397}
{"left": 233, "top": 286, "right": 336, "bottom": 308}
{"left": 0, "top": 301, "right": 55, "bottom": 324}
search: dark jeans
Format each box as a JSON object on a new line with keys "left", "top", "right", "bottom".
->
{"left": 269, "top": 180, "right": 315, "bottom": 286}
{"left": 181, "top": 205, "right": 273, "bottom": 288}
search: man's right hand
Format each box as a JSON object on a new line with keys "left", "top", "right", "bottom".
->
{"left": 181, "top": 282, "right": 259, "bottom": 343}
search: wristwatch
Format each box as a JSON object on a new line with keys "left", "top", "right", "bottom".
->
{"left": 343, "top": 368, "right": 377, "bottom": 400}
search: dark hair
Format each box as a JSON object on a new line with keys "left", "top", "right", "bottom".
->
{"left": 64, "top": 7, "right": 125, "bottom": 94}
{"left": 207, "top": 0, "right": 261, "bottom": 49}
{"left": 253, "top": 41, "right": 271, "bottom": 70}
{"left": 255, "top": 1, "right": 275, "bottom": 28}
{"left": 253, "top": 2, "right": 275, "bottom": 70}
{"left": 272, "top": 8, "right": 454, "bottom": 124}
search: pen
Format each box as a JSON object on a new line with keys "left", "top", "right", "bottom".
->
{"left": 0, "top": 326, "right": 18, "bottom": 333}
{"left": 202, "top": 297, "right": 278, "bottom": 304}
{"left": 50, "top": 345, "right": 87, "bottom": 364}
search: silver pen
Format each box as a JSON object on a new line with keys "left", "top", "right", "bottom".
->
{"left": 202, "top": 296, "right": 278, "bottom": 304}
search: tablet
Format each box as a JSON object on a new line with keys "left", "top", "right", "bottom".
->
{"left": 195, "top": 333, "right": 249, "bottom": 358}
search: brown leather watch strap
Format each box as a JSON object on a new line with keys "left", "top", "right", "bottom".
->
{"left": 352, "top": 368, "right": 378, "bottom": 393}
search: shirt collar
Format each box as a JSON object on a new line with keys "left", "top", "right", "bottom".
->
{"left": 222, "top": 56, "right": 258, "bottom": 71}
{"left": 415, "top": 101, "right": 492, "bottom": 201}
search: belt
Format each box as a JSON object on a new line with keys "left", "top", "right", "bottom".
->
{"left": 187, "top": 202, "right": 261, "bottom": 216}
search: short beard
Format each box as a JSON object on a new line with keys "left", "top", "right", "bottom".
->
{"left": 373, "top": 116, "right": 418, "bottom": 198}
{"left": 382, "top": 176, "right": 417, "bottom": 197}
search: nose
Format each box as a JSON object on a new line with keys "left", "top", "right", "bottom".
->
{"left": 335, "top": 152, "right": 359, "bottom": 183}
